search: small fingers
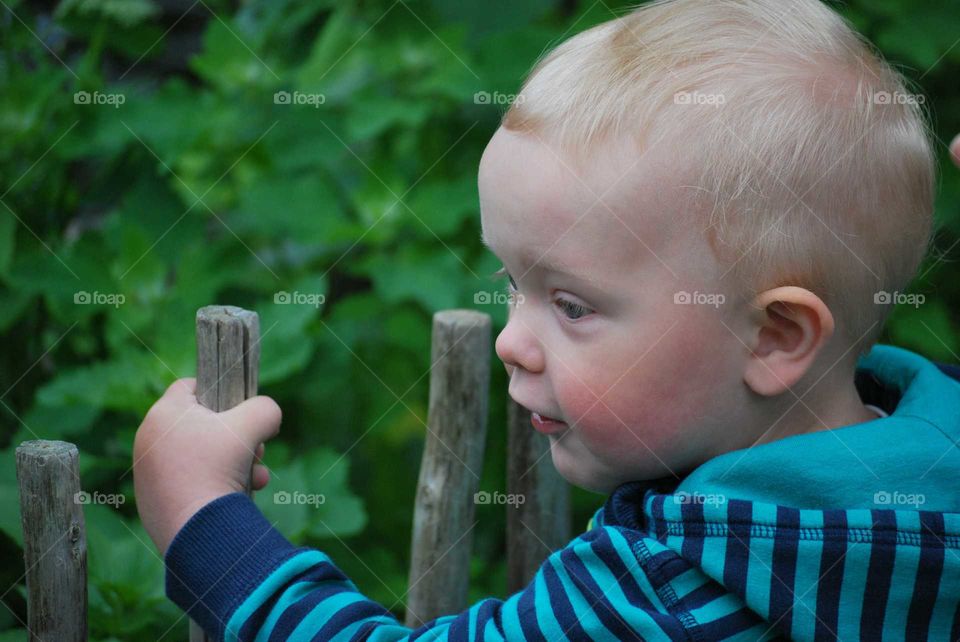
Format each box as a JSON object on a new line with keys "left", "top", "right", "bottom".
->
{"left": 251, "top": 464, "right": 270, "bottom": 490}
{"left": 164, "top": 377, "right": 196, "bottom": 398}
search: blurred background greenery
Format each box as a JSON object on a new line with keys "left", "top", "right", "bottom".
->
{"left": 0, "top": 0, "right": 957, "bottom": 639}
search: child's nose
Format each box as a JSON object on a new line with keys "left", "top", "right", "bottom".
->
{"left": 495, "top": 314, "right": 545, "bottom": 375}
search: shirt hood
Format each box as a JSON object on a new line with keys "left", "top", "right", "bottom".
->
{"left": 594, "top": 344, "right": 960, "bottom": 640}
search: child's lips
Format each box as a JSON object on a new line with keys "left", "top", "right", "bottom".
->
{"left": 531, "top": 412, "right": 567, "bottom": 434}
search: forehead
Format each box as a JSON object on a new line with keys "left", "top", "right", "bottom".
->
{"left": 479, "top": 128, "right": 688, "bottom": 278}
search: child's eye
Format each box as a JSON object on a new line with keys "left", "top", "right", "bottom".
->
{"left": 491, "top": 266, "right": 518, "bottom": 292}
{"left": 555, "top": 298, "right": 591, "bottom": 320}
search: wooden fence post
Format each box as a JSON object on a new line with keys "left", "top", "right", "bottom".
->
{"left": 505, "top": 398, "right": 570, "bottom": 592}
{"left": 189, "top": 305, "right": 260, "bottom": 642}
{"left": 405, "top": 310, "right": 491, "bottom": 627}
{"left": 15, "top": 440, "right": 87, "bottom": 641}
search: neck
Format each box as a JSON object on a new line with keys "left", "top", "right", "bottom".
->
{"left": 751, "top": 372, "right": 877, "bottom": 448}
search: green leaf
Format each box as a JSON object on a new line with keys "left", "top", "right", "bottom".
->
{"left": 254, "top": 276, "right": 326, "bottom": 384}
{"left": 235, "top": 175, "right": 354, "bottom": 241}
{"left": 344, "top": 94, "right": 432, "bottom": 141}
{"left": 191, "top": 19, "right": 278, "bottom": 90}
{"left": 35, "top": 352, "right": 161, "bottom": 414}
{"left": 254, "top": 447, "right": 367, "bottom": 541}
{"left": 406, "top": 173, "right": 479, "bottom": 237}
{"left": 353, "top": 245, "right": 466, "bottom": 312}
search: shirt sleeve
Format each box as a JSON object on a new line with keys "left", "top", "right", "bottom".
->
{"left": 164, "top": 492, "right": 691, "bottom": 642}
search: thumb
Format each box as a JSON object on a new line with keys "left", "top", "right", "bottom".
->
{"left": 951, "top": 133, "right": 960, "bottom": 170}
{"left": 222, "top": 395, "right": 283, "bottom": 447}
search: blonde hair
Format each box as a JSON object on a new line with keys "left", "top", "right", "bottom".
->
{"left": 502, "top": 0, "right": 936, "bottom": 356}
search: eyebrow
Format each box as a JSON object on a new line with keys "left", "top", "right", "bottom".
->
{"left": 480, "top": 230, "right": 606, "bottom": 288}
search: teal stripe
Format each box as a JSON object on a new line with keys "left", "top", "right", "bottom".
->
{"left": 928, "top": 550, "right": 960, "bottom": 639}
{"left": 694, "top": 523, "right": 728, "bottom": 585}
{"left": 834, "top": 539, "right": 870, "bottom": 641}
{"left": 743, "top": 528, "right": 774, "bottom": 620}
{"left": 287, "top": 591, "right": 378, "bottom": 640}
{"left": 549, "top": 549, "right": 619, "bottom": 640}
{"left": 883, "top": 513, "right": 921, "bottom": 638}
{"left": 357, "top": 620, "right": 414, "bottom": 641}
{"left": 668, "top": 567, "right": 710, "bottom": 601}
{"left": 530, "top": 569, "right": 565, "bottom": 641}
{"left": 687, "top": 591, "right": 743, "bottom": 622}
{"left": 254, "top": 580, "right": 323, "bottom": 642}
{"left": 225, "top": 550, "right": 328, "bottom": 642}
{"left": 329, "top": 614, "right": 399, "bottom": 642}
{"left": 789, "top": 537, "right": 823, "bottom": 641}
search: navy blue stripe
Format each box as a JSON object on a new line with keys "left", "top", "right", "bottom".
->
{"left": 542, "top": 556, "right": 590, "bottom": 640}
{"left": 591, "top": 532, "right": 691, "bottom": 640}
{"left": 679, "top": 580, "right": 727, "bottom": 610}
{"left": 311, "top": 600, "right": 397, "bottom": 641}
{"left": 476, "top": 598, "right": 506, "bottom": 639}
{"left": 266, "top": 584, "right": 363, "bottom": 641}
{"left": 697, "top": 605, "right": 765, "bottom": 639}
{"left": 860, "top": 510, "right": 898, "bottom": 639}
{"left": 516, "top": 583, "right": 547, "bottom": 642}
{"left": 652, "top": 495, "right": 668, "bottom": 541}
{"left": 559, "top": 545, "right": 651, "bottom": 641}
{"left": 814, "top": 510, "right": 847, "bottom": 642}
{"left": 679, "top": 500, "right": 705, "bottom": 566}
{"left": 905, "top": 511, "right": 946, "bottom": 641}
{"left": 239, "top": 561, "right": 346, "bottom": 641}
{"left": 768, "top": 505, "right": 800, "bottom": 638}
{"left": 722, "top": 499, "right": 753, "bottom": 598}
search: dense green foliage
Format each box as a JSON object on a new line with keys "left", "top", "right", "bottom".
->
{"left": 0, "top": 0, "right": 957, "bottom": 639}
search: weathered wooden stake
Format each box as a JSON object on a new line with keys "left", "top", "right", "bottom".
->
{"left": 505, "top": 397, "right": 570, "bottom": 592}
{"left": 405, "top": 310, "right": 491, "bottom": 627}
{"left": 15, "top": 440, "right": 87, "bottom": 642}
{"left": 190, "top": 305, "right": 260, "bottom": 642}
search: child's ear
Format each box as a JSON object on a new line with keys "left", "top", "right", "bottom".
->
{"left": 743, "top": 286, "right": 834, "bottom": 396}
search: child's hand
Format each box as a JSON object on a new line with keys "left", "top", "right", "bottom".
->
{"left": 133, "top": 377, "right": 282, "bottom": 555}
{"left": 951, "top": 134, "right": 960, "bottom": 169}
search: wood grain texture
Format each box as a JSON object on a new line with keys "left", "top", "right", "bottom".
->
{"left": 191, "top": 305, "right": 260, "bottom": 642}
{"left": 15, "top": 440, "right": 87, "bottom": 642}
{"left": 505, "top": 396, "right": 571, "bottom": 593}
{"left": 405, "top": 310, "right": 491, "bottom": 627}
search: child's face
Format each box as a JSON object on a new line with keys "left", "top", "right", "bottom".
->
{"left": 478, "top": 127, "right": 751, "bottom": 494}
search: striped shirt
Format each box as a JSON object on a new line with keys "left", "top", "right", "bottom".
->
{"left": 165, "top": 344, "right": 960, "bottom": 641}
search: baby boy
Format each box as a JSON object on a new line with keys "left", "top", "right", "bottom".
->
{"left": 134, "top": 0, "right": 960, "bottom": 639}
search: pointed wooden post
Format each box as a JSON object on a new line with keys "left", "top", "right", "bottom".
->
{"left": 405, "top": 310, "right": 491, "bottom": 627}
{"left": 505, "top": 397, "right": 570, "bottom": 592}
{"left": 15, "top": 440, "right": 87, "bottom": 641}
{"left": 189, "top": 305, "right": 260, "bottom": 641}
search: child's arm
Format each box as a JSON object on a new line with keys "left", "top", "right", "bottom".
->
{"left": 165, "top": 491, "right": 689, "bottom": 642}
{"left": 134, "top": 379, "right": 691, "bottom": 639}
